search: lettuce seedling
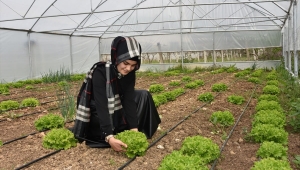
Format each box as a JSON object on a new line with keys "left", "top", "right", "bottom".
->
{"left": 43, "top": 128, "right": 77, "bottom": 150}
{"left": 256, "top": 141, "right": 287, "bottom": 160}
{"left": 34, "top": 113, "right": 65, "bottom": 131}
{"left": 251, "top": 158, "right": 292, "bottom": 170}
{"left": 115, "top": 130, "right": 149, "bottom": 158}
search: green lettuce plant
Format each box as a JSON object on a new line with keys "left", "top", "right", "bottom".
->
{"left": 149, "top": 84, "right": 165, "bottom": 93}
{"left": 21, "top": 98, "right": 39, "bottom": 107}
{"left": 266, "top": 80, "right": 279, "bottom": 86}
{"left": 263, "top": 85, "right": 280, "bottom": 95}
{"left": 251, "top": 158, "right": 292, "bottom": 170}
{"left": 256, "top": 141, "right": 287, "bottom": 160}
{"left": 0, "top": 100, "right": 19, "bottom": 111}
{"left": 181, "top": 76, "right": 192, "bottom": 82}
{"left": 34, "top": 113, "right": 65, "bottom": 131}
{"left": 210, "top": 111, "right": 235, "bottom": 127}
{"left": 212, "top": 83, "right": 228, "bottom": 92}
{"left": 169, "top": 80, "right": 181, "bottom": 86}
{"left": 180, "top": 136, "right": 220, "bottom": 164}
{"left": 198, "top": 92, "right": 214, "bottom": 102}
{"left": 249, "top": 124, "right": 288, "bottom": 144}
{"left": 248, "top": 77, "right": 260, "bottom": 84}
{"left": 185, "top": 82, "right": 198, "bottom": 89}
{"left": 255, "top": 100, "right": 283, "bottom": 113}
{"left": 158, "top": 150, "right": 208, "bottom": 170}
{"left": 115, "top": 130, "right": 149, "bottom": 158}
{"left": 43, "top": 128, "right": 77, "bottom": 150}
{"left": 252, "top": 110, "right": 286, "bottom": 128}
{"left": 227, "top": 95, "right": 245, "bottom": 105}
{"left": 258, "top": 94, "right": 279, "bottom": 102}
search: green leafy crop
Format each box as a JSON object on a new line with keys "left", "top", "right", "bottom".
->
{"left": 115, "top": 130, "right": 149, "bottom": 158}
{"left": 251, "top": 158, "right": 292, "bottom": 170}
{"left": 43, "top": 128, "right": 77, "bottom": 150}
{"left": 249, "top": 124, "right": 288, "bottom": 144}
{"left": 198, "top": 92, "right": 214, "bottom": 102}
{"left": 255, "top": 100, "right": 283, "bottom": 113}
{"left": 185, "top": 82, "right": 198, "bottom": 89}
{"left": 169, "top": 80, "right": 181, "bottom": 86}
{"left": 0, "top": 84, "right": 9, "bottom": 95}
{"left": 258, "top": 94, "right": 279, "bottom": 102}
{"left": 252, "top": 110, "right": 286, "bottom": 128}
{"left": 256, "top": 141, "right": 287, "bottom": 160}
{"left": 180, "top": 136, "right": 220, "bottom": 164}
{"left": 266, "top": 80, "right": 279, "bottom": 86}
{"left": 263, "top": 85, "right": 280, "bottom": 95}
{"left": 153, "top": 94, "right": 167, "bottom": 107}
{"left": 227, "top": 95, "right": 245, "bottom": 105}
{"left": 149, "top": 84, "right": 165, "bottom": 93}
{"left": 0, "top": 100, "right": 19, "bottom": 111}
{"left": 248, "top": 77, "right": 260, "bottom": 84}
{"left": 266, "top": 74, "right": 277, "bottom": 81}
{"left": 251, "top": 69, "right": 263, "bottom": 77}
{"left": 21, "top": 98, "right": 39, "bottom": 107}
{"left": 181, "top": 76, "right": 192, "bottom": 82}
{"left": 212, "top": 83, "right": 228, "bottom": 92}
{"left": 34, "top": 113, "right": 65, "bottom": 131}
{"left": 158, "top": 150, "right": 208, "bottom": 170}
{"left": 210, "top": 111, "right": 235, "bottom": 127}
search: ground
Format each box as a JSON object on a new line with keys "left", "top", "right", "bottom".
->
{"left": 0, "top": 70, "right": 300, "bottom": 170}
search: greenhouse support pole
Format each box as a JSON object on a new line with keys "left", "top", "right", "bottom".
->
{"left": 293, "top": 0, "right": 298, "bottom": 77}
{"left": 28, "top": 32, "right": 33, "bottom": 79}
{"left": 213, "top": 32, "right": 216, "bottom": 65}
{"left": 99, "top": 38, "right": 101, "bottom": 61}
{"left": 180, "top": 0, "right": 183, "bottom": 69}
{"left": 69, "top": 36, "right": 73, "bottom": 74}
{"left": 288, "top": 15, "right": 292, "bottom": 72}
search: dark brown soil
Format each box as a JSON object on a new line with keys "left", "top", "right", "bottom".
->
{"left": 0, "top": 71, "right": 299, "bottom": 170}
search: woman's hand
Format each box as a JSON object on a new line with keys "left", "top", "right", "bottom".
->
{"left": 108, "top": 137, "right": 127, "bottom": 152}
{"left": 130, "top": 128, "right": 138, "bottom": 132}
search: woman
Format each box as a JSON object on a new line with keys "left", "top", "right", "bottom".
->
{"left": 72, "top": 36, "right": 161, "bottom": 152}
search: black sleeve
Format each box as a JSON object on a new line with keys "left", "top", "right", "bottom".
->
{"left": 92, "top": 67, "right": 113, "bottom": 136}
{"left": 120, "top": 72, "right": 138, "bottom": 129}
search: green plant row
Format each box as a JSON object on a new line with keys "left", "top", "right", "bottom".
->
{"left": 0, "top": 98, "right": 39, "bottom": 112}
{"left": 152, "top": 88, "right": 185, "bottom": 107}
{"left": 248, "top": 70, "right": 292, "bottom": 169}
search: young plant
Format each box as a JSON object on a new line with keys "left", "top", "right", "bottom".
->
{"left": 209, "top": 111, "right": 235, "bottom": 127}
{"left": 185, "top": 82, "right": 198, "bottom": 89}
{"left": 251, "top": 69, "right": 263, "bottom": 77}
{"left": 180, "top": 136, "right": 220, "bottom": 164}
{"left": 227, "top": 95, "right": 245, "bottom": 105}
{"left": 251, "top": 158, "right": 292, "bottom": 170}
{"left": 169, "top": 80, "right": 181, "bottom": 86}
{"left": 25, "top": 85, "right": 34, "bottom": 90}
{"left": 158, "top": 150, "right": 208, "bottom": 170}
{"left": 255, "top": 100, "right": 283, "bottom": 113}
{"left": 288, "top": 98, "right": 300, "bottom": 131}
{"left": 194, "top": 80, "right": 204, "bottom": 86}
{"left": 249, "top": 124, "right": 288, "bottom": 144}
{"left": 149, "top": 84, "right": 165, "bottom": 93}
{"left": 266, "top": 80, "right": 279, "bottom": 86}
{"left": 10, "top": 82, "right": 25, "bottom": 88}
{"left": 256, "top": 141, "right": 287, "bottom": 160}
{"left": 153, "top": 94, "right": 168, "bottom": 107}
{"left": 0, "top": 100, "right": 19, "bottom": 111}
{"left": 198, "top": 92, "right": 214, "bottom": 102}
{"left": 57, "top": 85, "right": 76, "bottom": 121}
{"left": 266, "top": 74, "right": 277, "bottom": 81}
{"left": 263, "top": 85, "right": 280, "bottom": 95}
{"left": 181, "top": 76, "right": 192, "bottom": 82}
{"left": 43, "top": 128, "right": 77, "bottom": 150}
{"left": 21, "top": 98, "right": 39, "bottom": 107}
{"left": 34, "top": 113, "right": 65, "bottom": 131}
{"left": 258, "top": 94, "right": 279, "bottom": 102}
{"left": 248, "top": 77, "right": 260, "bottom": 84}
{"left": 0, "top": 84, "right": 10, "bottom": 95}
{"left": 212, "top": 83, "right": 228, "bottom": 92}
{"left": 115, "top": 130, "right": 149, "bottom": 158}
{"left": 252, "top": 110, "right": 286, "bottom": 128}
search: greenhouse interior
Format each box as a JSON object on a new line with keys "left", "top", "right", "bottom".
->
{"left": 3, "top": 1, "right": 300, "bottom": 170}
{"left": 0, "top": 0, "right": 298, "bottom": 82}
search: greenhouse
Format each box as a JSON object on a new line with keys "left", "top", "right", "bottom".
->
{"left": 1, "top": 0, "right": 300, "bottom": 170}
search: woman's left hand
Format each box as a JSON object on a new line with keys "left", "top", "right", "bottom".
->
{"left": 130, "top": 128, "right": 138, "bottom": 132}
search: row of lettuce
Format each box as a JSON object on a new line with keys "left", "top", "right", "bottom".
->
{"left": 247, "top": 70, "right": 292, "bottom": 169}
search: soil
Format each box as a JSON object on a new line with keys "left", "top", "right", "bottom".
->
{"left": 1, "top": 70, "right": 300, "bottom": 170}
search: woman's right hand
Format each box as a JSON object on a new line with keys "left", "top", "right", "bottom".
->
{"left": 108, "top": 137, "right": 127, "bottom": 152}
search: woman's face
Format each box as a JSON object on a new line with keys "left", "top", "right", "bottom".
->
{"left": 117, "top": 59, "right": 137, "bottom": 76}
